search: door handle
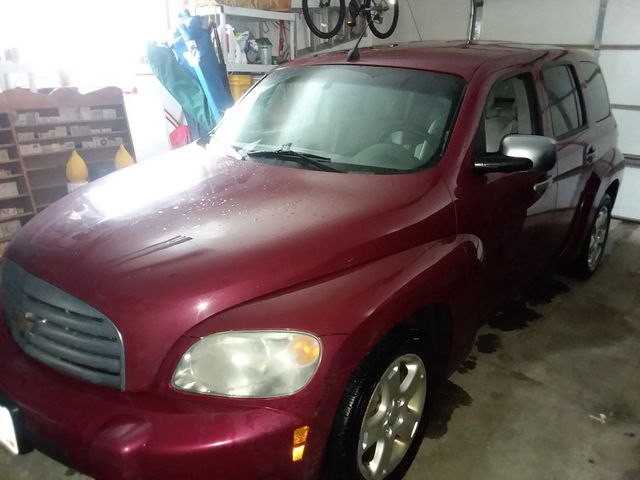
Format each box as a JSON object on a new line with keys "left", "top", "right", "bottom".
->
{"left": 585, "top": 145, "right": 596, "bottom": 164}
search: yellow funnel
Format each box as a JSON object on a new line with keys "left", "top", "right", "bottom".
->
{"left": 66, "top": 150, "right": 88, "bottom": 183}
{"left": 115, "top": 144, "right": 134, "bottom": 170}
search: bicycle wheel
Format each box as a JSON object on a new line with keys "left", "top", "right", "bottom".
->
{"left": 302, "top": 0, "right": 346, "bottom": 40}
{"left": 365, "top": 0, "right": 399, "bottom": 39}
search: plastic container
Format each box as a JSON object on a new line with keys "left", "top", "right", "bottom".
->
{"left": 259, "top": 44, "right": 272, "bottom": 65}
{"left": 228, "top": 75, "right": 253, "bottom": 101}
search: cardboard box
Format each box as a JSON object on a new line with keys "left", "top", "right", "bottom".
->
{"left": 59, "top": 108, "right": 78, "bottom": 121}
{"left": 20, "top": 144, "right": 42, "bottom": 156}
{"left": 0, "top": 220, "right": 22, "bottom": 237}
{"left": 17, "top": 132, "right": 35, "bottom": 142}
{"left": 0, "top": 150, "right": 10, "bottom": 162}
{"left": 0, "top": 208, "right": 22, "bottom": 218}
{"left": 0, "top": 182, "right": 19, "bottom": 198}
{"left": 102, "top": 109, "right": 117, "bottom": 119}
{"left": 79, "top": 107, "right": 92, "bottom": 120}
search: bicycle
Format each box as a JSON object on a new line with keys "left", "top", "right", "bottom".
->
{"left": 302, "top": 0, "right": 399, "bottom": 40}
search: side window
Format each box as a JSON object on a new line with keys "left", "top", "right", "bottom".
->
{"left": 543, "top": 65, "right": 585, "bottom": 137}
{"left": 579, "top": 61, "right": 611, "bottom": 122}
{"left": 481, "top": 75, "right": 537, "bottom": 153}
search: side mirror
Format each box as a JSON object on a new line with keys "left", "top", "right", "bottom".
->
{"left": 473, "top": 135, "right": 558, "bottom": 174}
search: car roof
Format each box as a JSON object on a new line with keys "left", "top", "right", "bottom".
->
{"left": 287, "top": 40, "right": 573, "bottom": 80}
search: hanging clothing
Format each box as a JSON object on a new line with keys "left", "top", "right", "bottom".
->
{"left": 175, "top": 11, "right": 234, "bottom": 125}
{"left": 147, "top": 43, "right": 214, "bottom": 138}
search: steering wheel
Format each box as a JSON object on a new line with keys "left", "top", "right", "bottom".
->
{"left": 377, "top": 122, "right": 430, "bottom": 145}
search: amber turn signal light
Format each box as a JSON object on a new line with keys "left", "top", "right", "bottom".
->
{"left": 292, "top": 426, "right": 310, "bottom": 462}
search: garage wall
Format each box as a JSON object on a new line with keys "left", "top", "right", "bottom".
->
{"left": 598, "top": 0, "right": 640, "bottom": 220}
{"left": 481, "top": 0, "right": 600, "bottom": 45}
{"left": 380, "top": 0, "right": 639, "bottom": 221}
{"left": 372, "top": 0, "right": 471, "bottom": 43}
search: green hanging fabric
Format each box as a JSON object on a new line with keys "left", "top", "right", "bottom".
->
{"left": 147, "top": 43, "right": 214, "bottom": 136}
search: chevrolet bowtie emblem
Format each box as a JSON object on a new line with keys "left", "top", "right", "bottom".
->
{"left": 10, "top": 308, "right": 36, "bottom": 335}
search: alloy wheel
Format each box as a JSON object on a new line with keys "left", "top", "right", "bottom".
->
{"left": 357, "top": 354, "right": 427, "bottom": 480}
{"left": 587, "top": 205, "right": 610, "bottom": 271}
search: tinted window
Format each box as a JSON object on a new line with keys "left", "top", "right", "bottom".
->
{"left": 481, "top": 75, "right": 537, "bottom": 153}
{"left": 544, "top": 65, "right": 584, "bottom": 137}
{"left": 579, "top": 62, "right": 611, "bottom": 122}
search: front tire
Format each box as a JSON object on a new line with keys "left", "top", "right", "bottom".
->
{"left": 571, "top": 193, "right": 613, "bottom": 277}
{"left": 321, "top": 329, "right": 431, "bottom": 480}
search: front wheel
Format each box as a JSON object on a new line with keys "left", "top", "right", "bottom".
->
{"left": 365, "top": 0, "right": 400, "bottom": 39}
{"left": 302, "top": 0, "right": 346, "bottom": 40}
{"left": 321, "top": 330, "right": 430, "bottom": 480}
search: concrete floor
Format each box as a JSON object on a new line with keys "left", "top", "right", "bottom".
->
{"left": 1, "top": 221, "right": 639, "bottom": 480}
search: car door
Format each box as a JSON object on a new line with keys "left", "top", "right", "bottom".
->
{"left": 454, "top": 71, "right": 560, "bottom": 318}
{"left": 541, "top": 63, "right": 595, "bottom": 240}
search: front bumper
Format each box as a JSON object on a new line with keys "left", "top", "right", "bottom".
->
{"left": 0, "top": 325, "right": 317, "bottom": 480}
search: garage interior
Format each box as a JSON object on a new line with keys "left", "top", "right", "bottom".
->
{"left": 0, "top": 0, "right": 638, "bottom": 479}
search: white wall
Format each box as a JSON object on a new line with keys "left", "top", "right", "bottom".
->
{"left": 481, "top": 0, "right": 600, "bottom": 45}
{"left": 372, "top": 0, "right": 470, "bottom": 44}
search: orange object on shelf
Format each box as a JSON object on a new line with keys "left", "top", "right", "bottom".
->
{"left": 66, "top": 150, "right": 88, "bottom": 182}
{"left": 228, "top": 75, "right": 253, "bottom": 102}
{"left": 114, "top": 144, "right": 134, "bottom": 170}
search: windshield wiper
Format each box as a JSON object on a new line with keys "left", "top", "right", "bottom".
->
{"left": 245, "top": 147, "right": 344, "bottom": 173}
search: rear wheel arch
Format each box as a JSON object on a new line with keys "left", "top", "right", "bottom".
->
{"left": 605, "top": 179, "right": 620, "bottom": 205}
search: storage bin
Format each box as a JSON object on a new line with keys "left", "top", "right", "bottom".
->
{"left": 228, "top": 75, "right": 254, "bottom": 102}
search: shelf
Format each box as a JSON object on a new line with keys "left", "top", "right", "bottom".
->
{"left": 0, "top": 194, "right": 29, "bottom": 201}
{"left": 36, "top": 202, "right": 53, "bottom": 211}
{"left": 27, "top": 158, "right": 114, "bottom": 172}
{"left": 0, "top": 128, "right": 12, "bottom": 132}
{"left": 0, "top": 211, "right": 34, "bottom": 222}
{"left": 195, "top": 4, "right": 296, "bottom": 21}
{"left": 0, "top": 174, "right": 24, "bottom": 181}
{"left": 18, "top": 130, "right": 129, "bottom": 145}
{"left": 0, "top": 160, "right": 21, "bottom": 165}
{"left": 22, "top": 142, "right": 131, "bottom": 158}
{"left": 227, "top": 63, "right": 277, "bottom": 74}
{"left": 14, "top": 118, "right": 127, "bottom": 129}
{"left": 0, "top": 143, "right": 15, "bottom": 148}
{"left": 31, "top": 182, "right": 67, "bottom": 191}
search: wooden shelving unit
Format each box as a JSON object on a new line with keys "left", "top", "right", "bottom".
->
{"left": 0, "top": 110, "right": 36, "bottom": 255}
{"left": 0, "top": 87, "right": 135, "bottom": 253}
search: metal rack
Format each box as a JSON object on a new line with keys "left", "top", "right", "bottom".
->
{"left": 194, "top": 4, "right": 297, "bottom": 74}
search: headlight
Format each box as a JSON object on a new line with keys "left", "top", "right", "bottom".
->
{"left": 172, "top": 331, "right": 321, "bottom": 398}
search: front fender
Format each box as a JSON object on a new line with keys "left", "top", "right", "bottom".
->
{"left": 162, "top": 234, "right": 476, "bottom": 478}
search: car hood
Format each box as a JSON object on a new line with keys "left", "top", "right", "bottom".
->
{"left": 6, "top": 142, "right": 454, "bottom": 390}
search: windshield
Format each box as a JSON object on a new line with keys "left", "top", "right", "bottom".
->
{"left": 212, "top": 65, "right": 465, "bottom": 174}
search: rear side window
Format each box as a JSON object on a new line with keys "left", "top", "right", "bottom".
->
{"left": 579, "top": 62, "right": 611, "bottom": 122}
{"left": 543, "top": 65, "right": 585, "bottom": 137}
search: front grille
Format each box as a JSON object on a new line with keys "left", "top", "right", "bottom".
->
{"left": 2, "top": 260, "right": 125, "bottom": 390}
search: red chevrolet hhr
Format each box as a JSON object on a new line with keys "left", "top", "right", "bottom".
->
{"left": 0, "top": 41, "right": 625, "bottom": 480}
